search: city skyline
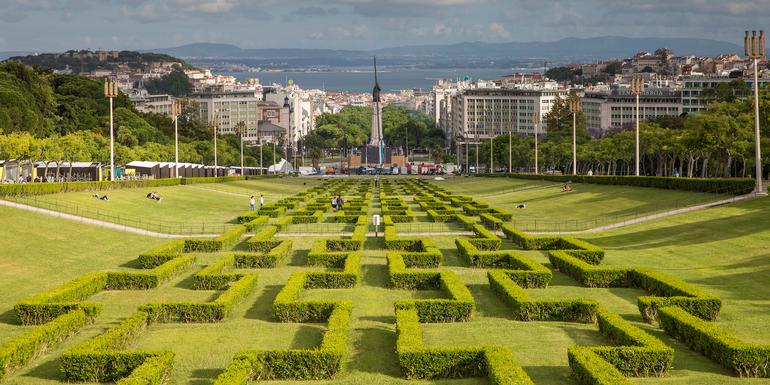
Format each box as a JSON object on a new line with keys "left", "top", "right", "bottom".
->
{"left": 1, "top": 0, "right": 769, "bottom": 52}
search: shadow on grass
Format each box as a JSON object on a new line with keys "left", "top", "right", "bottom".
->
{"left": 244, "top": 285, "right": 281, "bottom": 321}
{"left": 174, "top": 272, "right": 198, "bottom": 290}
{"left": 348, "top": 323, "right": 401, "bottom": 376}
{"left": 190, "top": 368, "right": 223, "bottom": 385}
{"left": 522, "top": 365, "right": 572, "bottom": 385}
{"left": 21, "top": 356, "right": 61, "bottom": 381}
{"left": 0, "top": 308, "right": 19, "bottom": 325}
{"left": 119, "top": 258, "right": 144, "bottom": 269}
{"left": 364, "top": 237, "right": 385, "bottom": 250}
{"left": 289, "top": 249, "right": 309, "bottom": 267}
{"left": 362, "top": 259, "right": 389, "bottom": 288}
{"left": 290, "top": 324, "right": 325, "bottom": 349}
{"left": 467, "top": 283, "right": 511, "bottom": 320}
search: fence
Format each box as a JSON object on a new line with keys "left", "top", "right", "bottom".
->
{"left": 5, "top": 195, "right": 234, "bottom": 235}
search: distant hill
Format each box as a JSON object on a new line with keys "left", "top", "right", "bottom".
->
{"left": 372, "top": 36, "right": 742, "bottom": 61}
{"left": 147, "top": 36, "right": 742, "bottom": 68}
{"left": 4, "top": 50, "right": 193, "bottom": 74}
{"left": 0, "top": 51, "right": 32, "bottom": 61}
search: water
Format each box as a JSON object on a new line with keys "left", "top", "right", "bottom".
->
{"left": 222, "top": 68, "right": 524, "bottom": 92}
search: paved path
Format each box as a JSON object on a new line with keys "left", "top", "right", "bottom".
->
{"left": 528, "top": 191, "right": 765, "bottom": 235}
{"left": 0, "top": 199, "right": 214, "bottom": 238}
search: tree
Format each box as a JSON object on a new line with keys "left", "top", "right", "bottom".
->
{"left": 145, "top": 67, "right": 192, "bottom": 97}
{"left": 545, "top": 67, "right": 578, "bottom": 83}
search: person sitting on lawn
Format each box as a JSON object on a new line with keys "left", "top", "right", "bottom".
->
{"left": 562, "top": 182, "right": 572, "bottom": 193}
{"left": 331, "top": 196, "right": 338, "bottom": 211}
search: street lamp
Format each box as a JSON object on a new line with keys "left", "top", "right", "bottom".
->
{"left": 171, "top": 100, "right": 181, "bottom": 178}
{"left": 533, "top": 110, "right": 540, "bottom": 174}
{"left": 237, "top": 121, "right": 245, "bottom": 177}
{"left": 104, "top": 78, "right": 118, "bottom": 181}
{"left": 490, "top": 131, "right": 494, "bottom": 174}
{"left": 569, "top": 92, "right": 581, "bottom": 175}
{"left": 211, "top": 110, "right": 219, "bottom": 176}
{"left": 631, "top": 76, "right": 645, "bottom": 176}
{"left": 745, "top": 30, "right": 766, "bottom": 195}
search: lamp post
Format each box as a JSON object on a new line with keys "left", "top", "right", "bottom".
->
{"left": 569, "top": 92, "right": 581, "bottom": 175}
{"left": 172, "top": 100, "right": 181, "bottom": 178}
{"left": 508, "top": 125, "right": 512, "bottom": 174}
{"left": 237, "top": 121, "right": 245, "bottom": 177}
{"left": 533, "top": 110, "right": 540, "bottom": 174}
{"left": 104, "top": 78, "right": 118, "bottom": 181}
{"left": 631, "top": 76, "right": 645, "bottom": 176}
{"left": 211, "top": 110, "right": 219, "bottom": 176}
{"left": 490, "top": 133, "right": 494, "bottom": 174}
{"left": 745, "top": 30, "right": 766, "bottom": 195}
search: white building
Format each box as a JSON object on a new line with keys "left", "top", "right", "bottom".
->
{"left": 192, "top": 89, "right": 261, "bottom": 137}
{"left": 448, "top": 83, "right": 568, "bottom": 141}
{"left": 582, "top": 87, "right": 682, "bottom": 132}
{"left": 131, "top": 94, "right": 175, "bottom": 117}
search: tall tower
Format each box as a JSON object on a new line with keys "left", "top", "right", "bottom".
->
{"left": 370, "top": 57, "right": 385, "bottom": 164}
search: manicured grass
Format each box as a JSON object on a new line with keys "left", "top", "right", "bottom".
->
{"left": 7, "top": 178, "right": 320, "bottom": 233}
{"left": 2, "top": 180, "right": 769, "bottom": 385}
{"left": 435, "top": 177, "right": 728, "bottom": 231}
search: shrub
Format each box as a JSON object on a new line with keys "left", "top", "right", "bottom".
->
{"left": 395, "top": 308, "right": 535, "bottom": 383}
{"left": 0, "top": 309, "right": 91, "bottom": 380}
{"left": 212, "top": 357, "right": 252, "bottom": 385}
{"left": 235, "top": 240, "right": 293, "bottom": 268}
{"left": 115, "top": 351, "right": 175, "bottom": 385}
{"left": 427, "top": 209, "right": 458, "bottom": 222}
{"left": 394, "top": 272, "right": 475, "bottom": 323}
{"left": 501, "top": 224, "right": 604, "bottom": 263}
{"left": 184, "top": 226, "right": 246, "bottom": 252}
{"left": 568, "top": 347, "right": 633, "bottom": 385}
{"left": 488, "top": 270, "right": 597, "bottom": 323}
{"left": 631, "top": 269, "right": 721, "bottom": 322}
{"left": 14, "top": 272, "right": 107, "bottom": 325}
{"left": 657, "top": 306, "right": 770, "bottom": 378}
{"left": 193, "top": 254, "right": 240, "bottom": 290}
{"left": 141, "top": 274, "right": 258, "bottom": 323}
{"left": 245, "top": 226, "right": 281, "bottom": 252}
{"left": 485, "top": 174, "right": 755, "bottom": 195}
{"left": 0, "top": 178, "right": 181, "bottom": 197}
{"left": 60, "top": 311, "right": 156, "bottom": 382}
{"left": 137, "top": 240, "right": 185, "bottom": 268}
{"left": 548, "top": 251, "right": 628, "bottom": 288}
{"left": 456, "top": 239, "right": 551, "bottom": 288}
{"left": 243, "top": 216, "right": 269, "bottom": 232}
{"left": 480, "top": 213, "right": 503, "bottom": 228}
{"left": 237, "top": 211, "right": 261, "bottom": 224}
{"left": 237, "top": 303, "right": 351, "bottom": 380}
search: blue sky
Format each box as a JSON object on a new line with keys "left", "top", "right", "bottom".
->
{"left": 1, "top": 0, "right": 768, "bottom": 52}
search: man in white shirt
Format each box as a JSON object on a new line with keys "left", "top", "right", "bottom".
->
{"left": 249, "top": 196, "right": 255, "bottom": 211}
{"left": 259, "top": 194, "right": 264, "bottom": 209}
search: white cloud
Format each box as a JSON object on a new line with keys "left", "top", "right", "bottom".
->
{"left": 487, "top": 22, "right": 511, "bottom": 40}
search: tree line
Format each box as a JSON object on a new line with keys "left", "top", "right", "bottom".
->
{"left": 0, "top": 62, "right": 281, "bottom": 179}
{"left": 467, "top": 89, "right": 770, "bottom": 178}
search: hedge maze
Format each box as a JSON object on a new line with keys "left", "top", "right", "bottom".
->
{"left": 1, "top": 177, "right": 768, "bottom": 385}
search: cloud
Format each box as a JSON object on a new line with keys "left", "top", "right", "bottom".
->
{"left": 327, "top": 0, "right": 490, "bottom": 17}
{"left": 487, "top": 22, "right": 510, "bottom": 40}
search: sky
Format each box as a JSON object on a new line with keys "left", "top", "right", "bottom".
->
{"left": 1, "top": 0, "right": 769, "bottom": 52}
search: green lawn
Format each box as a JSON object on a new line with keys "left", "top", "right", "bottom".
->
{"left": 7, "top": 178, "right": 320, "bottom": 234}
{"left": 1, "top": 180, "right": 769, "bottom": 385}
{"left": 435, "top": 177, "right": 728, "bottom": 231}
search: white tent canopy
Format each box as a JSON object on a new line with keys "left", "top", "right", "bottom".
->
{"left": 268, "top": 158, "right": 295, "bottom": 174}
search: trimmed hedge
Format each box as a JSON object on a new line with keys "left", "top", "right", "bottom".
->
{"left": 212, "top": 357, "right": 252, "bottom": 385}
{"left": 60, "top": 310, "right": 165, "bottom": 382}
{"left": 245, "top": 225, "right": 281, "bottom": 252}
{"left": 141, "top": 274, "right": 258, "bottom": 323}
{"left": 230, "top": 303, "right": 352, "bottom": 380}
{"left": 106, "top": 255, "right": 196, "bottom": 290}
{"left": 394, "top": 271, "right": 475, "bottom": 323}
{"left": 184, "top": 225, "right": 246, "bottom": 252}
{"left": 193, "top": 254, "right": 240, "bottom": 290}
{"left": 657, "top": 306, "right": 770, "bottom": 378}
{"left": 14, "top": 272, "right": 106, "bottom": 325}
{"left": 306, "top": 252, "right": 361, "bottom": 289}
{"left": 395, "top": 307, "right": 535, "bottom": 384}
{"left": 235, "top": 240, "right": 293, "bottom": 268}
{"left": 484, "top": 174, "right": 755, "bottom": 195}
{"left": 0, "top": 178, "right": 181, "bottom": 197}
{"left": 273, "top": 271, "right": 357, "bottom": 323}
{"left": 0, "top": 309, "right": 91, "bottom": 380}
{"left": 136, "top": 240, "right": 186, "bottom": 268}
{"left": 456, "top": 239, "right": 551, "bottom": 288}
{"left": 243, "top": 216, "right": 269, "bottom": 232}
{"left": 502, "top": 224, "right": 604, "bottom": 263}
{"left": 488, "top": 270, "right": 597, "bottom": 323}
{"left": 548, "top": 251, "right": 629, "bottom": 288}
{"left": 115, "top": 351, "right": 174, "bottom": 385}
{"left": 631, "top": 269, "right": 721, "bottom": 322}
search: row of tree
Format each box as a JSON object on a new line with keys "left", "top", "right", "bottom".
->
{"left": 0, "top": 62, "right": 283, "bottom": 178}
{"left": 465, "top": 90, "right": 770, "bottom": 179}
{"left": 301, "top": 106, "right": 446, "bottom": 166}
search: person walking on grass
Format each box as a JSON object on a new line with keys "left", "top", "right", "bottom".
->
{"left": 259, "top": 194, "right": 264, "bottom": 209}
{"left": 249, "top": 195, "right": 255, "bottom": 211}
